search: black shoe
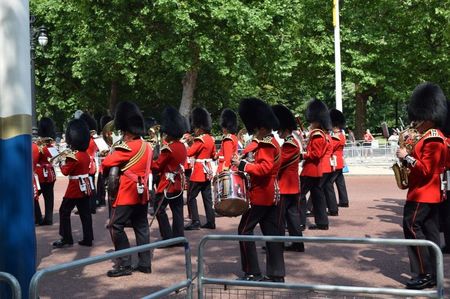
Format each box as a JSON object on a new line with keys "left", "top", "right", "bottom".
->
{"left": 284, "top": 244, "right": 305, "bottom": 252}
{"left": 184, "top": 221, "right": 201, "bottom": 230}
{"left": 306, "top": 211, "right": 314, "bottom": 217}
{"left": 52, "top": 239, "right": 73, "bottom": 248}
{"left": 201, "top": 222, "right": 216, "bottom": 229}
{"left": 91, "top": 209, "right": 97, "bottom": 214}
{"left": 236, "top": 274, "right": 263, "bottom": 281}
{"left": 78, "top": 240, "right": 93, "bottom": 247}
{"left": 299, "top": 225, "right": 306, "bottom": 231}
{"left": 406, "top": 274, "right": 436, "bottom": 290}
{"left": 133, "top": 265, "right": 152, "bottom": 274}
{"left": 309, "top": 224, "right": 329, "bottom": 230}
{"left": 442, "top": 246, "right": 450, "bottom": 254}
{"left": 338, "top": 203, "right": 349, "bottom": 208}
{"left": 328, "top": 211, "right": 339, "bottom": 216}
{"left": 107, "top": 266, "right": 133, "bottom": 277}
{"left": 40, "top": 220, "right": 53, "bottom": 226}
{"left": 262, "top": 275, "right": 285, "bottom": 283}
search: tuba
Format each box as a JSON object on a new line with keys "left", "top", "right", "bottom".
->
{"left": 392, "top": 128, "right": 421, "bottom": 189}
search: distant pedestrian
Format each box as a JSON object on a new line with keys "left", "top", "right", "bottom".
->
{"left": 363, "top": 129, "right": 374, "bottom": 158}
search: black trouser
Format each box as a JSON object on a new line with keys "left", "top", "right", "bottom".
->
{"left": 155, "top": 192, "right": 184, "bottom": 239}
{"left": 35, "top": 182, "right": 55, "bottom": 223}
{"left": 280, "top": 194, "right": 304, "bottom": 249}
{"left": 439, "top": 198, "right": 450, "bottom": 248}
{"left": 96, "top": 173, "right": 106, "bottom": 206}
{"left": 333, "top": 169, "right": 349, "bottom": 206}
{"left": 109, "top": 203, "right": 151, "bottom": 268}
{"left": 59, "top": 196, "right": 93, "bottom": 243}
{"left": 187, "top": 181, "right": 215, "bottom": 225}
{"left": 238, "top": 205, "right": 285, "bottom": 277}
{"left": 89, "top": 174, "right": 97, "bottom": 211}
{"left": 185, "top": 169, "right": 192, "bottom": 218}
{"left": 322, "top": 172, "right": 339, "bottom": 214}
{"left": 403, "top": 201, "right": 440, "bottom": 276}
{"left": 300, "top": 176, "right": 328, "bottom": 226}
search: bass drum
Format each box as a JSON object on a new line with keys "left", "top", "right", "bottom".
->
{"left": 213, "top": 171, "right": 249, "bottom": 217}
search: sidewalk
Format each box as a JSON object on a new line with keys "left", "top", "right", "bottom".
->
{"left": 345, "top": 156, "right": 395, "bottom": 176}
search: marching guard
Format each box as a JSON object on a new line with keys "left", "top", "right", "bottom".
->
{"left": 151, "top": 106, "right": 188, "bottom": 243}
{"left": 216, "top": 108, "right": 239, "bottom": 173}
{"left": 102, "top": 101, "right": 153, "bottom": 277}
{"left": 184, "top": 107, "right": 216, "bottom": 230}
{"left": 232, "top": 98, "right": 284, "bottom": 282}
{"left": 396, "top": 82, "right": 447, "bottom": 289}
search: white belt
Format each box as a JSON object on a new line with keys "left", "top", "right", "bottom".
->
{"left": 69, "top": 174, "right": 89, "bottom": 179}
{"left": 195, "top": 159, "right": 212, "bottom": 163}
{"left": 218, "top": 156, "right": 224, "bottom": 160}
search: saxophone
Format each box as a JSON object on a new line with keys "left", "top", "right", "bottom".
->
{"left": 392, "top": 128, "right": 421, "bottom": 189}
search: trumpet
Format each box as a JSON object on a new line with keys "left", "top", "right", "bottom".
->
{"left": 392, "top": 127, "right": 421, "bottom": 189}
{"left": 49, "top": 149, "right": 73, "bottom": 165}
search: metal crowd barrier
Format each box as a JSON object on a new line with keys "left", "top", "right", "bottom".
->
{"left": 197, "top": 235, "right": 444, "bottom": 299}
{"left": 0, "top": 271, "right": 21, "bottom": 299}
{"left": 29, "top": 237, "right": 193, "bottom": 299}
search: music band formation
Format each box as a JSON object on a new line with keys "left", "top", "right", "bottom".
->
{"left": 32, "top": 82, "right": 450, "bottom": 289}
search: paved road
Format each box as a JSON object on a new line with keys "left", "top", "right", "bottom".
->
{"left": 34, "top": 175, "right": 449, "bottom": 298}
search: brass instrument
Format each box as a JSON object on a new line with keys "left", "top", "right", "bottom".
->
{"left": 145, "top": 124, "right": 161, "bottom": 160}
{"left": 49, "top": 149, "right": 73, "bottom": 165}
{"left": 102, "top": 120, "right": 115, "bottom": 147}
{"left": 392, "top": 128, "right": 421, "bottom": 189}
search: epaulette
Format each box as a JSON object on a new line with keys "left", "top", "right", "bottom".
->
{"left": 284, "top": 136, "right": 298, "bottom": 147}
{"left": 194, "top": 135, "right": 205, "bottom": 143}
{"left": 424, "top": 129, "right": 444, "bottom": 142}
{"left": 331, "top": 132, "right": 341, "bottom": 141}
{"left": 223, "top": 134, "right": 233, "bottom": 141}
{"left": 113, "top": 141, "right": 132, "bottom": 151}
{"left": 66, "top": 151, "right": 78, "bottom": 161}
{"left": 259, "top": 136, "right": 276, "bottom": 148}
{"left": 161, "top": 144, "right": 172, "bottom": 152}
{"left": 310, "top": 129, "right": 325, "bottom": 138}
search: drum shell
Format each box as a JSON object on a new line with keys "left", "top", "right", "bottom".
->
{"left": 213, "top": 171, "right": 249, "bottom": 217}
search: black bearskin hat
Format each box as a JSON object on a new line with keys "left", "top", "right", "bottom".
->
{"left": 161, "top": 106, "right": 187, "bottom": 139}
{"left": 114, "top": 101, "right": 146, "bottom": 136}
{"left": 65, "top": 119, "right": 90, "bottom": 151}
{"left": 38, "top": 117, "right": 56, "bottom": 139}
{"left": 79, "top": 113, "right": 98, "bottom": 132}
{"left": 220, "top": 108, "right": 238, "bottom": 133}
{"left": 99, "top": 115, "right": 113, "bottom": 130}
{"left": 238, "top": 98, "right": 279, "bottom": 134}
{"left": 191, "top": 107, "right": 212, "bottom": 132}
{"left": 329, "top": 108, "right": 346, "bottom": 129}
{"left": 272, "top": 104, "right": 297, "bottom": 132}
{"left": 407, "top": 82, "right": 447, "bottom": 128}
{"left": 306, "top": 99, "right": 331, "bottom": 130}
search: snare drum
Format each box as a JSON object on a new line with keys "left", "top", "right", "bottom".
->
{"left": 213, "top": 171, "right": 249, "bottom": 217}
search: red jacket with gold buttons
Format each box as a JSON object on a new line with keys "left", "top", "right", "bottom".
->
{"left": 151, "top": 140, "right": 187, "bottom": 194}
{"left": 239, "top": 135, "right": 281, "bottom": 206}
{"left": 301, "top": 129, "right": 328, "bottom": 177}
{"left": 87, "top": 137, "right": 98, "bottom": 175}
{"left": 35, "top": 143, "right": 57, "bottom": 183}
{"left": 187, "top": 134, "right": 215, "bottom": 182}
{"left": 60, "top": 151, "right": 91, "bottom": 198}
{"left": 331, "top": 130, "right": 346, "bottom": 170}
{"left": 407, "top": 129, "right": 447, "bottom": 204}
{"left": 102, "top": 139, "right": 152, "bottom": 206}
{"left": 217, "top": 134, "right": 238, "bottom": 173}
{"left": 32, "top": 143, "right": 41, "bottom": 200}
{"left": 278, "top": 135, "right": 300, "bottom": 195}
{"left": 321, "top": 133, "right": 333, "bottom": 174}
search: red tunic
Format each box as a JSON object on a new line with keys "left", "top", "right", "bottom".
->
{"left": 407, "top": 129, "right": 446, "bottom": 204}
{"left": 321, "top": 133, "right": 333, "bottom": 174}
{"left": 216, "top": 134, "right": 238, "bottom": 172}
{"left": 187, "top": 134, "right": 216, "bottom": 182}
{"left": 32, "top": 143, "right": 41, "bottom": 200}
{"left": 242, "top": 138, "right": 259, "bottom": 155}
{"left": 239, "top": 135, "right": 281, "bottom": 206}
{"left": 102, "top": 139, "right": 152, "bottom": 206}
{"left": 87, "top": 137, "right": 98, "bottom": 175}
{"left": 151, "top": 140, "right": 187, "bottom": 194}
{"left": 35, "top": 144, "right": 57, "bottom": 183}
{"left": 331, "top": 130, "right": 346, "bottom": 170}
{"left": 301, "top": 129, "right": 328, "bottom": 177}
{"left": 278, "top": 135, "right": 300, "bottom": 195}
{"left": 60, "top": 151, "right": 91, "bottom": 198}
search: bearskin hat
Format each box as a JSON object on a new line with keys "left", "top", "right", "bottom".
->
{"left": 238, "top": 98, "right": 279, "bottom": 134}
{"left": 79, "top": 112, "right": 98, "bottom": 132}
{"left": 407, "top": 82, "right": 447, "bottom": 128}
{"left": 220, "top": 108, "right": 238, "bottom": 133}
{"left": 191, "top": 107, "right": 212, "bottom": 132}
{"left": 65, "top": 119, "right": 90, "bottom": 151}
{"left": 329, "top": 108, "right": 346, "bottom": 129}
{"left": 272, "top": 104, "right": 297, "bottom": 132}
{"left": 161, "top": 106, "right": 187, "bottom": 139}
{"left": 38, "top": 117, "right": 56, "bottom": 139}
{"left": 306, "top": 99, "right": 331, "bottom": 130}
{"left": 99, "top": 115, "right": 113, "bottom": 130}
{"left": 114, "top": 101, "right": 146, "bottom": 136}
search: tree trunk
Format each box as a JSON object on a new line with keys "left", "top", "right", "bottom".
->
{"left": 179, "top": 69, "right": 198, "bottom": 118}
{"left": 354, "top": 87, "right": 369, "bottom": 140}
{"left": 109, "top": 80, "right": 118, "bottom": 116}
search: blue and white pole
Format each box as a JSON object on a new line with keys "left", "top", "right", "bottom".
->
{"left": 0, "top": 0, "right": 36, "bottom": 298}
